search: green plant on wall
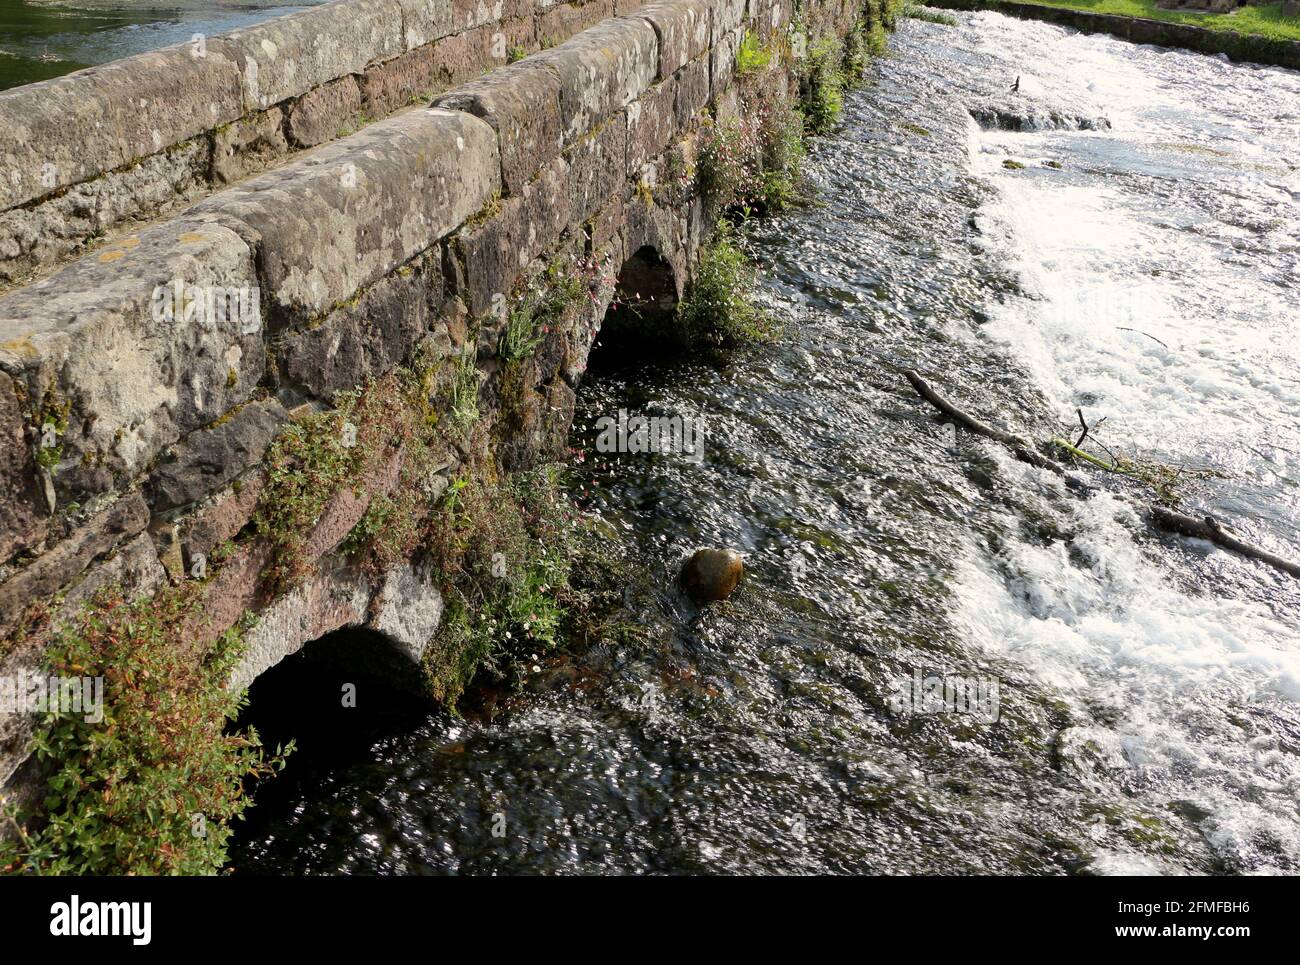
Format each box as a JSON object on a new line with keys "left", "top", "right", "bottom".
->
{"left": 698, "top": 94, "right": 807, "bottom": 219}
{"left": 32, "top": 386, "right": 70, "bottom": 472}
{"left": 420, "top": 464, "right": 580, "bottom": 706}
{"left": 500, "top": 260, "right": 587, "bottom": 365}
{"left": 448, "top": 351, "right": 481, "bottom": 432}
{"left": 800, "top": 36, "right": 846, "bottom": 133}
{"left": 0, "top": 590, "right": 290, "bottom": 875}
{"left": 736, "top": 30, "right": 775, "bottom": 74}
{"left": 253, "top": 401, "right": 368, "bottom": 592}
{"left": 677, "top": 221, "right": 776, "bottom": 349}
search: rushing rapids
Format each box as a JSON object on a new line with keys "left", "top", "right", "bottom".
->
{"left": 231, "top": 11, "right": 1300, "bottom": 875}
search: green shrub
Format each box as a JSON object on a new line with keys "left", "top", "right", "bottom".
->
{"left": 867, "top": 20, "right": 890, "bottom": 54}
{"left": 500, "top": 259, "right": 588, "bottom": 364}
{"left": 801, "top": 38, "right": 845, "bottom": 134}
{"left": 843, "top": 24, "right": 871, "bottom": 85}
{"left": 677, "top": 222, "right": 775, "bottom": 348}
{"left": 0, "top": 589, "right": 289, "bottom": 875}
{"left": 736, "top": 30, "right": 774, "bottom": 74}
{"left": 757, "top": 96, "right": 807, "bottom": 211}
{"left": 421, "top": 465, "right": 578, "bottom": 706}
{"left": 698, "top": 117, "right": 755, "bottom": 218}
{"left": 254, "top": 401, "right": 368, "bottom": 591}
{"left": 698, "top": 95, "right": 807, "bottom": 218}
{"left": 447, "top": 351, "right": 480, "bottom": 432}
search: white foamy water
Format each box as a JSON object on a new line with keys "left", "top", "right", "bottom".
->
{"left": 946, "top": 13, "right": 1300, "bottom": 872}
{"left": 967, "top": 16, "right": 1300, "bottom": 551}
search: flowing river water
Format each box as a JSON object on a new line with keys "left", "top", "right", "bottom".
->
{"left": 230, "top": 11, "right": 1300, "bottom": 874}
{"left": 0, "top": 1, "right": 325, "bottom": 91}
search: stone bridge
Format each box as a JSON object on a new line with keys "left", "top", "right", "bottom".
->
{"left": 0, "top": 0, "right": 871, "bottom": 795}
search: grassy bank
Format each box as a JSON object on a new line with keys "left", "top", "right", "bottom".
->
{"left": 985, "top": 0, "right": 1300, "bottom": 42}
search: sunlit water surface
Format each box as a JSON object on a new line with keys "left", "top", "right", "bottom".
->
{"left": 231, "top": 12, "right": 1300, "bottom": 875}
{"left": 0, "top": 1, "right": 324, "bottom": 91}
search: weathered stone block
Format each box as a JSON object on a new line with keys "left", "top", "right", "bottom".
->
{"left": 714, "top": 0, "right": 747, "bottom": 35}
{"left": 146, "top": 398, "right": 286, "bottom": 511}
{"left": 674, "top": 53, "right": 711, "bottom": 126}
{"left": 219, "top": 0, "right": 404, "bottom": 111}
{"left": 634, "top": 0, "right": 713, "bottom": 79}
{"left": 0, "top": 493, "right": 149, "bottom": 629}
{"left": 566, "top": 113, "right": 628, "bottom": 226}
{"left": 0, "top": 220, "right": 264, "bottom": 503}
{"left": 192, "top": 108, "right": 499, "bottom": 322}
{"left": 752, "top": 0, "right": 794, "bottom": 32}
{"left": 434, "top": 65, "right": 563, "bottom": 195}
{"left": 588, "top": 195, "right": 626, "bottom": 257}
{"left": 627, "top": 80, "right": 678, "bottom": 175}
{"left": 451, "top": 0, "right": 508, "bottom": 32}
{"left": 279, "top": 253, "right": 444, "bottom": 400}
{"left": 358, "top": 45, "right": 438, "bottom": 116}
{"left": 212, "top": 107, "right": 289, "bottom": 185}
{"left": 428, "top": 24, "right": 500, "bottom": 88}
{"left": 1, "top": 139, "right": 212, "bottom": 289}
{"left": 179, "top": 473, "right": 265, "bottom": 565}
{"left": 0, "top": 372, "right": 45, "bottom": 563}
{"left": 396, "top": 0, "right": 456, "bottom": 48}
{"left": 453, "top": 157, "right": 572, "bottom": 316}
{"left": 60, "top": 532, "right": 167, "bottom": 615}
{"left": 536, "top": 0, "right": 615, "bottom": 43}
{"left": 501, "top": 15, "right": 540, "bottom": 54}
{"left": 287, "top": 75, "right": 364, "bottom": 148}
{"left": 711, "top": 25, "right": 742, "bottom": 97}
{"left": 370, "top": 561, "right": 444, "bottom": 663}
{"left": 529, "top": 17, "right": 658, "bottom": 146}
{"left": 0, "top": 39, "right": 243, "bottom": 213}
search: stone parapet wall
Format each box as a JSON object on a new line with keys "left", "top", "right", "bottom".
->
{"left": 0, "top": 0, "right": 870, "bottom": 793}
{"left": 0, "top": 0, "right": 647, "bottom": 290}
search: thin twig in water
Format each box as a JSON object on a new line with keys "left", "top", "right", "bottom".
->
{"left": 1116, "top": 327, "right": 1169, "bottom": 349}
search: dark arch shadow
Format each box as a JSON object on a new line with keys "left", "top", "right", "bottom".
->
{"left": 588, "top": 245, "right": 682, "bottom": 374}
{"left": 234, "top": 627, "right": 432, "bottom": 760}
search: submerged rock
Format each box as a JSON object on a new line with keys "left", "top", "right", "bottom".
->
{"left": 970, "top": 99, "right": 1111, "bottom": 132}
{"left": 681, "top": 548, "right": 744, "bottom": 603}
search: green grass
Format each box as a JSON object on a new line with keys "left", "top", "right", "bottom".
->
{"left": 903, "top": 2, "right": 961, "bottom": 25}
{"left": 1003, "top": 0, "right": 1300, "bottom": 42}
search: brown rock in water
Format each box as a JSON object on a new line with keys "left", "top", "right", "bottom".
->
{"left": 681, "top": 548, "right": 744, "bottom": 603}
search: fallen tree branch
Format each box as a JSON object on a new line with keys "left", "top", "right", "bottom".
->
{"left": 903, "top": 369, "right": 1065, "bottom": 474}
{"left": 1050, "top": 437, "right": 1135, "bottom": 476}
{"left": 1149, "top": 507, "right": 1300, "bottom": 579}
{"left": 903, "top": 369, "right": 1300, "bottom": 581}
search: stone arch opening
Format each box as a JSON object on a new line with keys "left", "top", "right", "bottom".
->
{"left": 234, "top": 626, "right": 432, "bottom": 761}
{"left": 588, "top": 245, "right": 681, "bottom": 372}
{"left": 228, "top": 625, "right": 435, "bottom": 858}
